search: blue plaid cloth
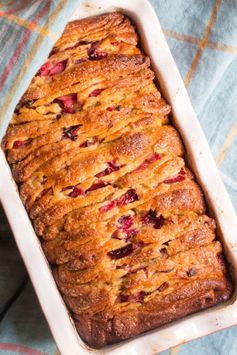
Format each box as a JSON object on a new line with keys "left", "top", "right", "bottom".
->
{"left": 0, "top": 0, "right": 237, "bottom": 354}
{"left": 0, "top": 0, "right": 78, "bottom": 140}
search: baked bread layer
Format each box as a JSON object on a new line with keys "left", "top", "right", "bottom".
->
{"left": 3, "top": 12, "right": 232, "bottom": 349}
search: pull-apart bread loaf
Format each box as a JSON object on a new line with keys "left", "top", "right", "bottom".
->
{"left": 3, "top": 13, "right": 232, "bottom": 348}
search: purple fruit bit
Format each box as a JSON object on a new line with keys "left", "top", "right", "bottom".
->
{"left": 87, "top": 41, "right": 107, "bottom": 60}
{"left": 118, "top": 291, "right": 148, "bottom": 304}
{"left": 143, "top": 209, "right": 156, "bottom": 221}
{"left": 96, "top": 160, "right": 120, "bottom": 178}
{"left": 68, "top": 186, "right": 84, "bottom": 198}
{"left": 117, "top": 294, "right": 129, "bottom": 303}
{"left": 108, "top": 243, "right": 134, "bottom": 259}
{"left": 100, "top": 189, "right": 138, "bottom": 213}
{"left": 117, "top": 215, "right": 134, "bottom": 230}
{"left": 12, "top": 140, "right": 24, "bottom": 149}
{"left": 100, "top": 200, "right": 117, "bottom": 213}
{"left": 132, "top": 291, "right": 148, "bottom": 303}
{"left": 86, "top": 180, "right": 108, "bottom": 192}
{"left": 88, "top": 88, "right": 104, "bottom": 97}
{"left": 187, "top": 267, "right": 197, "bottom": 277}
{"left": 38, "top": 59, "right": 67, "bottom": 77}
{"left": 142, "top": 209, "right": 164, "bottom": 229}
{"left": 13, "top": 139, "right": 31, "bottom": 149}
{"left": 49, "top": 60, "right": 67, "bottom": 75}
{"left": 163, "top": 168, "right": 186, "bottom": 184}
{"left": 106, "top": 106, "right": 114, "bottom": 112}
{"left": 158, "top": 282, "right": 169, "bottom": 292}
{"left": 55, "top": 93, "right": 78, "bottom": 114}
{"left": 37, "top": 62, "right": 51, "bottom": 76}
{"left": 62, "top": 124, "right": 80, "bottom": 141}
{"left": 117, "top": 189, "right": 138, "bottom": 207}
{"left": 154, "top": 215, "right": 164, "bottom": 229}
{"left": 134, "top": 153, "right": 162, "bottom": 172}
{"left": 75, "top": 57, "right": 87, "bottom": 64}
{"left": 91, "top": 51, "right": 107, "bottom": 60}
{"left": 87, "top": 41, "right": 99, "bottom": 55}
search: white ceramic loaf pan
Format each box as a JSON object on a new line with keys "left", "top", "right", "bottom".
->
{"left": 1, "top": 0, "right": 237, "bottom": 354}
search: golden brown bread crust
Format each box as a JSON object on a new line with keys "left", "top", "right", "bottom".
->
{"left": 74, "top": 277, "right": 231, "bottom": 348}
{"left": 57, "top": 13, "right": 138, "bottom": 48}
{"left": 2, "top": 12, "right": 232, "bottom": 349}
{"left": 23, "top": 55, "right": 150, "bottom": 101}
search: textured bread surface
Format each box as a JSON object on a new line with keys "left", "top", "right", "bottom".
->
{"left": 3, "top": 12, "right": 232, "bottom": 349}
